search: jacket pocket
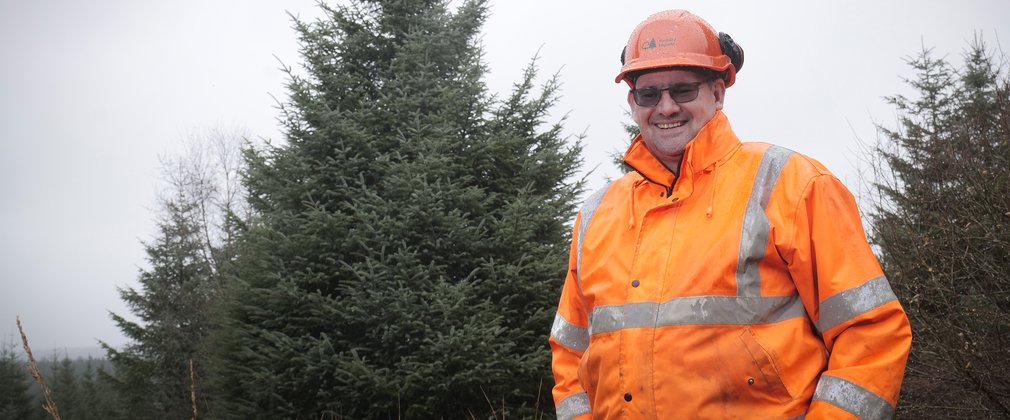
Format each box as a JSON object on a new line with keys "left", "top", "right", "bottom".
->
{"left": 738, "top": 327, "right": 793, "bottom": 404}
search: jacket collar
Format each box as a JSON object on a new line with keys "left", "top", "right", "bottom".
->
{"left": 623, "top": 111, "right": 741, "bottom": 189}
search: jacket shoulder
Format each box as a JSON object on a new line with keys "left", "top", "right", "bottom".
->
{"left": 576, "top": 172, "right": 642, "bottom": 226}
{"left": 738, "top": 141, "right": 834, "bottom": 179}
{"left": 587, "top": 172, "right": 641, "bottom": 202}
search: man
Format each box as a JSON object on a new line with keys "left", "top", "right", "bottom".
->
{"left": 549, "top": 10, "right": 911, "bottom": 419}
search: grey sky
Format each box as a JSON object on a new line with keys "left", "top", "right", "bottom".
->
{"left": 1, "top": 0, "right": 1006, "bottom": 350}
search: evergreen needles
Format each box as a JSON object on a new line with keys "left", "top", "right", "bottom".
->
{"left": 866, "top": 37, "right": 1010, "bottom": 417}
{"left": 207, "top": 0, "right": 583, "bottom": 417}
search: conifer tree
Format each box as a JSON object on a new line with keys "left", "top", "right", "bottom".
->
{"left": 209, "top": 0, "right": 582, "bottom": 417}
{"left": 0, "top": 340, "right": 37, "bottom": 420}
{"left": 102, "top": 129, "right": 246, "bottom": 419}
{"left": 868, "top": 38, "right": 1010, "bottom": 418}
{"left": 43, "top": 356, "right": 117, "bottom": 420}
{"left": 49, "top": 356, "right": 81, "bottom": 418}
{"left": 76, "top": 358, "right": 118, "bottom": 420}
{"left": 102, "top": 190, "right": 217, "bottom": 418}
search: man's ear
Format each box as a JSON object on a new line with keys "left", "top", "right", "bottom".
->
{"left": 711, "top": 79, "right": 726, "bottom": 110}
{"left": 627, "top": 90, "right": 636, "bottom": 108}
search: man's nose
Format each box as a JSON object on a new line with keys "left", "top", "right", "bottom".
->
{"left": 655, "top": 90, "right": 682, "bottom": 114}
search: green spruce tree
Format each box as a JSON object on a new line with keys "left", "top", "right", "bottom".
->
{"left": 209, "top": 0, "right": 582, "bottom": 418}
{"left": 101, "top": 129, "right": 246, "bottom": 419}
{"left": 42, "top": 355, "right": 117, "bottom": 420}
{"left": 868, "top": 38, "right": 1010, "bottom": 418}
{"left": 48, "top": 355, "right": 81, "bottom": 419}
{"left": 0, "top": 339, "right": 37, "bottom": 420}
{"left": 76, "top": 358, "right": 118, "bottom": 420}
{"left": 102, "top": 190, "right": 216, "bottom": 418}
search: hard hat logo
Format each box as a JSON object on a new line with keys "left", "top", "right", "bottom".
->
{"left": 641, "top": 38, "right": 675, "bottom": 51}
{"left": 616, "top": 10, "right": 742, "bottom": 88}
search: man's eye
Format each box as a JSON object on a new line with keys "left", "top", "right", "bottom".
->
{"left": 638, "top": 89, "right": 661, "bottom": 99}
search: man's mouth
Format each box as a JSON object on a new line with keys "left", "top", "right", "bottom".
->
{"left": 656, "top": 121, "right": 687, "bottom": 129}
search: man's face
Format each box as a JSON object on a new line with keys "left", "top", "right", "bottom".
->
{"left": 628, "top": 68, "right": 725, "bottom": 169}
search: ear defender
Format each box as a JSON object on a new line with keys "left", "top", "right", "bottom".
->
{"left": 718, "top": 32, "right": 744, "bottom": 73}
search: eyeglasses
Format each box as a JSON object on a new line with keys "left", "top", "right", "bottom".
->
{"left": 630, "top": 82, "right": 707, "bottom": 107}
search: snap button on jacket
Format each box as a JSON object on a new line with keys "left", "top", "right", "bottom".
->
{"left": 550, "top": 112, "right": 912, "bottom": 420}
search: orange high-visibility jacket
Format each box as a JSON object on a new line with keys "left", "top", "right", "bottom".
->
{"left": 550, "top": 112, "right": 911, "bottom": 419}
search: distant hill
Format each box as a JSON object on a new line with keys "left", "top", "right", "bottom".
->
{"left": 35, "top": 345, "right": 107, "bottom": 360}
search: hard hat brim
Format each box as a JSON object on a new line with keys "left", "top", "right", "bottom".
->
{"left": 615, "top": 54, "right": 736, "bottom": 87}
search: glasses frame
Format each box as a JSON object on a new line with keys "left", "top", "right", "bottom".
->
{"left": 630, "top": 81, "right": 708, "bottom": 107}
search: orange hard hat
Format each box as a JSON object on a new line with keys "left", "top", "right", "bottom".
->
{"left": 616, "top": 10, "right": 743, "bottom": 87}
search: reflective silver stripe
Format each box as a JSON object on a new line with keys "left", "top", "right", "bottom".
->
{"left": 815, "top": 276, "right": 897, "bottom": 334}
{"left": 574, "top": 183, "right": 612, "bottom": 325}
{"left": 551, "top": 312, "right": 589, "bottom": 352}
{"left": 785, "top": 415, "right": 805, "bottom": 420}
{"left": 576, "top": 184, "right": 612, "bottom": 294}
{"left": 736, "top": 146, "right": 793, "bottom": 296}
{"left": 813, "top": 374, "right": 894, "bottom": 420}
{"left": 590, "top": 294, "right": 806, "bottom": 334}
{"left": 556, "top": 391, "right": 591, "bottom": 420}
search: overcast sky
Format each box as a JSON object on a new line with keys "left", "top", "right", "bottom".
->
{"left": 1, "top": 0, "right": 1007, "bottom": 351}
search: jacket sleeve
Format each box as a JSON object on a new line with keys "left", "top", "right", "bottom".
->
{"left": 784, "top": 174, "right": 912, "bottom": 420}
{"left": 549, "top": 215, "right": 592, "bottom": 420}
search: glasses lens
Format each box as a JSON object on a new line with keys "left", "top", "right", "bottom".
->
{"left": 670, "top": 85, "right": 701, "bottom": 103}
{"left": 633, "top": 83, "right": 704, "bottom": 107}
{"left": 634, "top": 88, "right": 662, "bottom": 107}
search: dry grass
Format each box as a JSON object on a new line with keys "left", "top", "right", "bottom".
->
{"left": 466, "top": 380, "right": 548, "bottom": 420}
{"left": 190, "top": 359, "right": 198, "bottom": 420}
{"left": 16, "top": 316, "right": 62, "bottom": 420}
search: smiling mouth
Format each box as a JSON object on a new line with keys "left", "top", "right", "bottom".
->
{"left": 656, "top": 121, "right": 687, "bottom": 129}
